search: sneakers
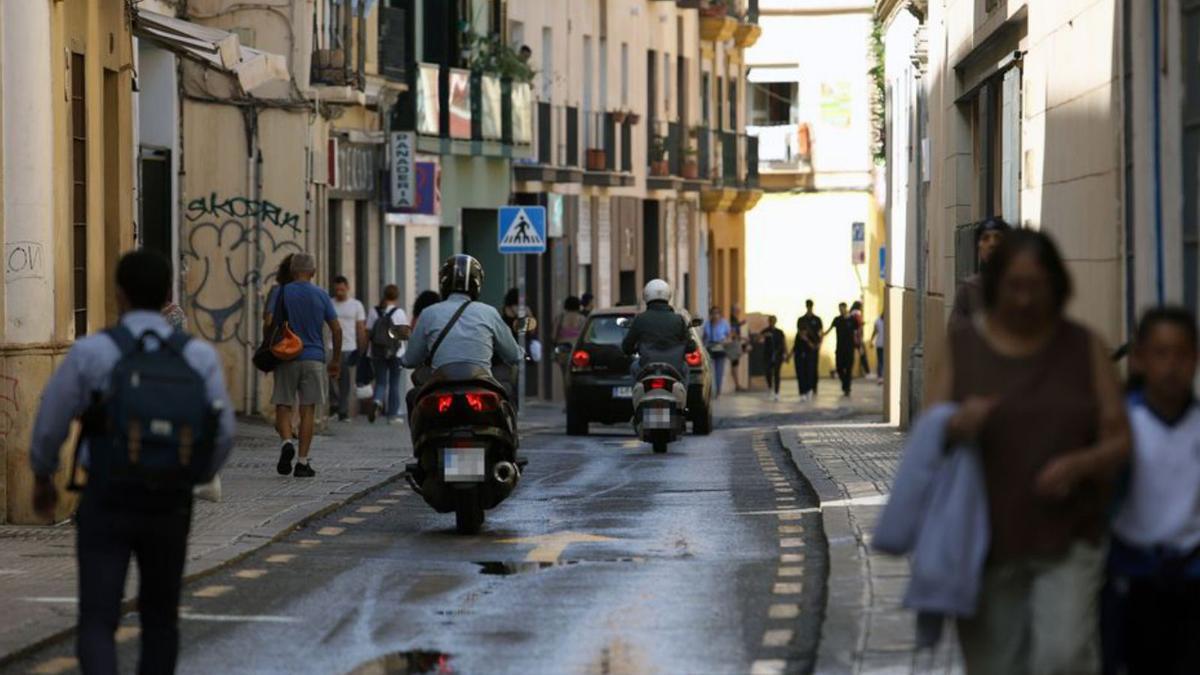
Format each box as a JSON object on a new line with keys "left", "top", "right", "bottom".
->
{"left": 773, "top": 393, "right": 781, "bottom": 402}
{"left": 293, "top": 462, "right": 316, "bottom": 478}
{"left": 277, "top": 441, "right": 296, "bottom": 475}
{"left": 368, "top": 400, "right": 382, "bottom": 424}
{"left": 388, "top": 417, "right": 405, "bottom": 426}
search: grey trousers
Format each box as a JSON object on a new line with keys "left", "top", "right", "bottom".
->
{"left": 958, "top": 539, "right": 1105, "bottom": 675}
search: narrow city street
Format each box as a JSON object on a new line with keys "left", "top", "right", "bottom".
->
{"left": 1, "top": 388, "right": 892, "bottom": 675}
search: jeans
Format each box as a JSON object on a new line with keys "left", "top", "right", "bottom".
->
{"left": 835, "top": 349, "right": 854, "bottom": 394}
{"left": 876, "top": 347, "right": 884, "bottom": 378}
{"left": 795, "top": 348, "right": 819, "bottom": 395}
{"left": 765, "top": 360, "right": 783, "bottom": 394}
{"left": 958, "top": 540, "right": 1105, "bottom": 675}
{"left": 332, "top": 352, "right": 356, "bottom": 417}
{"left": 76, "top": 491, "right": 191, "bottom": 675}
{"left": 372, "top": 357, "right": 404, "bottom": 419}
{"left": 710, "top": 353, "right": 727, "bottom": 396}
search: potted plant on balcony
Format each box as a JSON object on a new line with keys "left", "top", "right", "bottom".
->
{"left": 700, "top": 0, "right": 728, "bottom": 19}
{"left": 627, "top": 110, "right": 641, "bottom": 126}
{"left": 611, "top": 109, "right": 628, "bottom": 124}
{"left": 649, "top": 136, "right": 670, "bottom": 176}
{"left": 681, "top": 143, "right": 699, "bottom": 179}
{"left": 586, "top": 146, "right": 608, "bottom": 171}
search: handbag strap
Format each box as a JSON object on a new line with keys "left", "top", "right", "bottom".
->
{"left": 426, "top": 300, "right": 472, "bottom": 366}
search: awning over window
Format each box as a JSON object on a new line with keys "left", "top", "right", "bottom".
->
{"left": 134, "top": 9, "right": 289, "bottom": 94}
{"left": 747, "top": 66, "right": 803, "bottom": 84}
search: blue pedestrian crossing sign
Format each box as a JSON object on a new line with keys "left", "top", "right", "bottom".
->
{"left": 498, "top": 206, "right": 547, "bottom": 254}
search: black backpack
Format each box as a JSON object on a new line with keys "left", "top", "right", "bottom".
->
{"left": 71, "top": 326, "right": 218, "bottom": 508}
{"left": 370, "top": 306, "right": 404, "bottom": 358}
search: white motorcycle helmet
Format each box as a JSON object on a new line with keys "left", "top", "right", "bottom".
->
{"left": 643, "top": 278, "right": 672, "bottom": 305}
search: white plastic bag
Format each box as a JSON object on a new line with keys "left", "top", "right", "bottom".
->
{"left": 356, "top": 384, "right": 374, "bottom": 399}
{"left": 529, "top": 339, "right": 543, "bottom": 363}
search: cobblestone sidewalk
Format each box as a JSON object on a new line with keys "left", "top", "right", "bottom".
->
{"left": 781, "top": 423, "right": 965, "bottom": 675}
{"left": 0, "top": 416, "right": 412, "bottom": 663}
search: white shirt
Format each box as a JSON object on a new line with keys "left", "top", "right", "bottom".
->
{"left": 1112, "top": 402, "right": 1200, "bottom": 552}
{"left": 874, "top": 317, "right": 885, "bottom": 348}
{"left": 368, "top": 303, "right": 410, "bottom": 358}
{"left": 332, "top": 297, "right": 366, "bottom": 352}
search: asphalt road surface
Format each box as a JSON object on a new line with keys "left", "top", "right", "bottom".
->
{"left": 6, "top": 413, "right": 830, "bottom": 675}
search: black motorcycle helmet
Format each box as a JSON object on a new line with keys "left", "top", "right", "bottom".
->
{"left": 439, "top": 254, "right": 484, "bottom": 300}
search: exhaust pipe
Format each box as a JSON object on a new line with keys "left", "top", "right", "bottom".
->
{"left": 493, "top": 461, "right": 520, "bottom": 485}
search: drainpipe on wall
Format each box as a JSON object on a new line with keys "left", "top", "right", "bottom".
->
{"left": 242, "top": 107, "right": 261, "bottom": 415}
{"left": 907, "top": 29, "right": 928, "bottom": 425}
{"left": 1151, "top": 0, "right": 1165, "bottom": 305}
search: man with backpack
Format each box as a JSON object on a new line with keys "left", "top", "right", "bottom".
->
{"left": 29, "top": 251, "right": 235, "bottom": 674}
{"left": 367, "top": 284, "right": 410, "bottom": 424}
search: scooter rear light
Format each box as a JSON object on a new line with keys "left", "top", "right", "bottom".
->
{"left": 436, "top": 395, "right": 454, "bottom": 414}
{"left": 571, "top": 350, "right": 590, "bottom": 369}
{"left": 464, "top": 391, "right": 499, "bottom": 412}
{"left": 685, "top": 349, "right": 702, "bottom": 367}
{"left": 648, "top": 378, "right": 668, "bottom": 390}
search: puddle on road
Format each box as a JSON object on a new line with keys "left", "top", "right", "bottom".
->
{"left": 346, "top": 650, "right": 454, "bottom": 674}
{"left": 475, "top": 558, "right": 644, "bottom": 576}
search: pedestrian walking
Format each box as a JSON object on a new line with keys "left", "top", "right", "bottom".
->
{"left": 554, "top": 296, "right": 586, "bottom": 384}
{"left": 703, "top": 306, "right": 732, "bottom": 397}
{"left": 413, "top": 289, "right": 442, "bottom": 323}
{"left": 264, "top": 252, "right": 341, "bottom": 478}
{"left": 29, "top": 251, "right": 235, "bottom": 674}
{"left": 1103, "top": 307, "right": 1200, "bottom": 674}
{"left": 580, "top": 292, "right": 595, "bottom": 317}
{"left": 851, "top": 301, "right": 871, "bottom": 377}
{"left": 950, "top": 216, "right": 1011, "bottom": 329}
{"left": 929, "top": 229, "right": 1130, "bottom": 674}
{"left": 330, "top": 276, "right": 367, "bottom": 422}
{"left": 825, "top": 302, "right": 856, "bottom": 397}
{"left": 869, "top": 312, "right": 885, "bottom": 381}
{"left": 760, "top": 315, "right": 788, "bottom": 401}
{"left": 367, "top": 284, "right": 411, "bottom": 425}
{"left": 729, "top": 304, "right": 750, "bottom": 392}
{"left": 794, "top": 299, "right": 823, "bottom": 400}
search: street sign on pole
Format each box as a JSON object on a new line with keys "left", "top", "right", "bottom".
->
{"left": 851, "top": 221, "right": 866, "bottom": 265}
{"left": 498, "top": 206, "right": 547, "bottom": 255}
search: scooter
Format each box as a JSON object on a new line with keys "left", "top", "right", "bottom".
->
{"left": 404, "top": 363, "right": 526, "bottom": 534}
{"left": 631, "top": 361, "right": 688, "bottom": 454}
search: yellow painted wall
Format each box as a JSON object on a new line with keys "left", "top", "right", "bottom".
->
{"left": 708, "top": 211, "right": 746, "bottom": 313}
{"left": 745, "top": 191, "right": 883, "bottom": 377}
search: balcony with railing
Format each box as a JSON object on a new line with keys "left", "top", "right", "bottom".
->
{"left": 582, "top": 110, "right": 635, "bottom": 187}
{"left": 513, "top": 103, "right": 582, "bottom": 183}
{"left": 746, "top": 123, "right": 813, "bottom": 174}
{"left": 699, "top": 127, "right": 763, "bottom": 212}
{"left": 400, "top": 62, "right": 533, "bottom": 157}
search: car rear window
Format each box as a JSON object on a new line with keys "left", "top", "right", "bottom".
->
{"left": 582, "top": 316, "right": 633, "bottom": 346}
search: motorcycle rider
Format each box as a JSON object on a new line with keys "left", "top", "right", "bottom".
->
{"left": 401, "top": 255, "right": 523, "bottom": 412}
{"left": 622, "top": 279, "right": 697, "bottom": 383}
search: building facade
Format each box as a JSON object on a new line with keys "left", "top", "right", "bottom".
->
{"left": 878, "top": 0, "right": 1200, "bottom": 424}
{"left": 744, "top": 0, "right": 884, "bottom": 388}
{"left": 0, "top": 1, "right": 137, "bottom": 523}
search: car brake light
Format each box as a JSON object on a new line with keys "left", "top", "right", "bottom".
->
{"left": 648, "top": 378, "right": 667, "bottom": 390}
{"left": 436, "top": 395, "right": 454, "bottom": 414}
{"left": 571, "top": 350, "right": 590, "bottom": 369}
{"left": 464, "top": 391, "right": 499, "bottom": 412}
{"left": 685, "top": 349, "right": 702, "bottom": 367}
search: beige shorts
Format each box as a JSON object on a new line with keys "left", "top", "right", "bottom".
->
{"left": 272, "top": 360, "right": 327, "bottom": 407}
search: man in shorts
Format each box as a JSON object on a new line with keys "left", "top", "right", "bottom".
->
{"left": 265, "top": 253, "right": 341, "bottom": 477}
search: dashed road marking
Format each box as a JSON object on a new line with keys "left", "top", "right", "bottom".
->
{"left": 266, "top": 554, "right": 295, "bottom": 564}
{"left": 317, "top": 526, "right": 345, "bottom": 536}
{"left": 768, "top": 603, "right": 800, "bottom": 619}
{"left": 192, "top": 585, "right": 233, "bottom": 599}
{"left": 778, "top": 525, "right": 804, "bottom": 535}
{"left": 340, "top": 517, "right": 366, "bottom": 524}
{"left": 762, "top": 629, "right": 794, "bottom": 647}
{"left": 180, "top": 612, "right": 300, "bottom": 624}
{"left": 299, "top": 539, "right": 322, "bottom": 547}
{"left": 357, "top": 506, "right": 385, "bottom": 514}
{"left": 773, "top": 582, "right": 804, "bottom": 595}
{"left": 780, "top": 553, "right": 805, "bottom": 564}
{"left": 21, "top": 597, "right": 76, "bottom": 604}
{"left": 235, "top": 569, "right": 268, "bottom": 579}
{"left": 777, "top": 512, "right": 802, "bottom": 521}
{"left": 780, "top": 538, "right": 804, "bottom": 548}
{"left": 116, "top": 626, "right": 140, "bottom": 643}
{"left": 376, "top": 499, "right": 400, "bottom": 505}
{"left": 778, "top": 566, "right": 804, "bottom": 577}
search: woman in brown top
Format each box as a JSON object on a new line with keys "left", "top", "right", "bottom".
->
{"left": 929, "top": 230, "right": 1130, "bottom": 675}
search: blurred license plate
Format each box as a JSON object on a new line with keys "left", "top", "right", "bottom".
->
{"left": 443, "top": 447, "right": 486, "bottom": 483}
{"left": 612, "top": 386, "right": 633, "bottom": 399}
{"left": 645, "top": 407, "right": 673, "bottom": 428}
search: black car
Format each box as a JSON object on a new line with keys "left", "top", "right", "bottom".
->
{"left": 565, "top": 307, "right": 713, "bottom": 436}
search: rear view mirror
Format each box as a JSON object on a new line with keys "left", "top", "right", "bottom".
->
{"left": 690, "top": 318, "right": 704, "bottom": 328}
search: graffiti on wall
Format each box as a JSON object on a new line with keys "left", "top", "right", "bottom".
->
{"left": 185, "top": 193, "right": 302, "bottom": 236}
{"left": 0, "top": 375, "right": 19, "bottom": 441}
{"left": 183, "top": 192, "right": 304, "bottom": 345}
{"left": 5, "top": 241, "right": 45, "bottom": 281}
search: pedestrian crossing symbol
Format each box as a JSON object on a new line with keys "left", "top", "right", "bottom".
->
{"left": 498, "top": 206, "right": 547, "bottom": 254}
